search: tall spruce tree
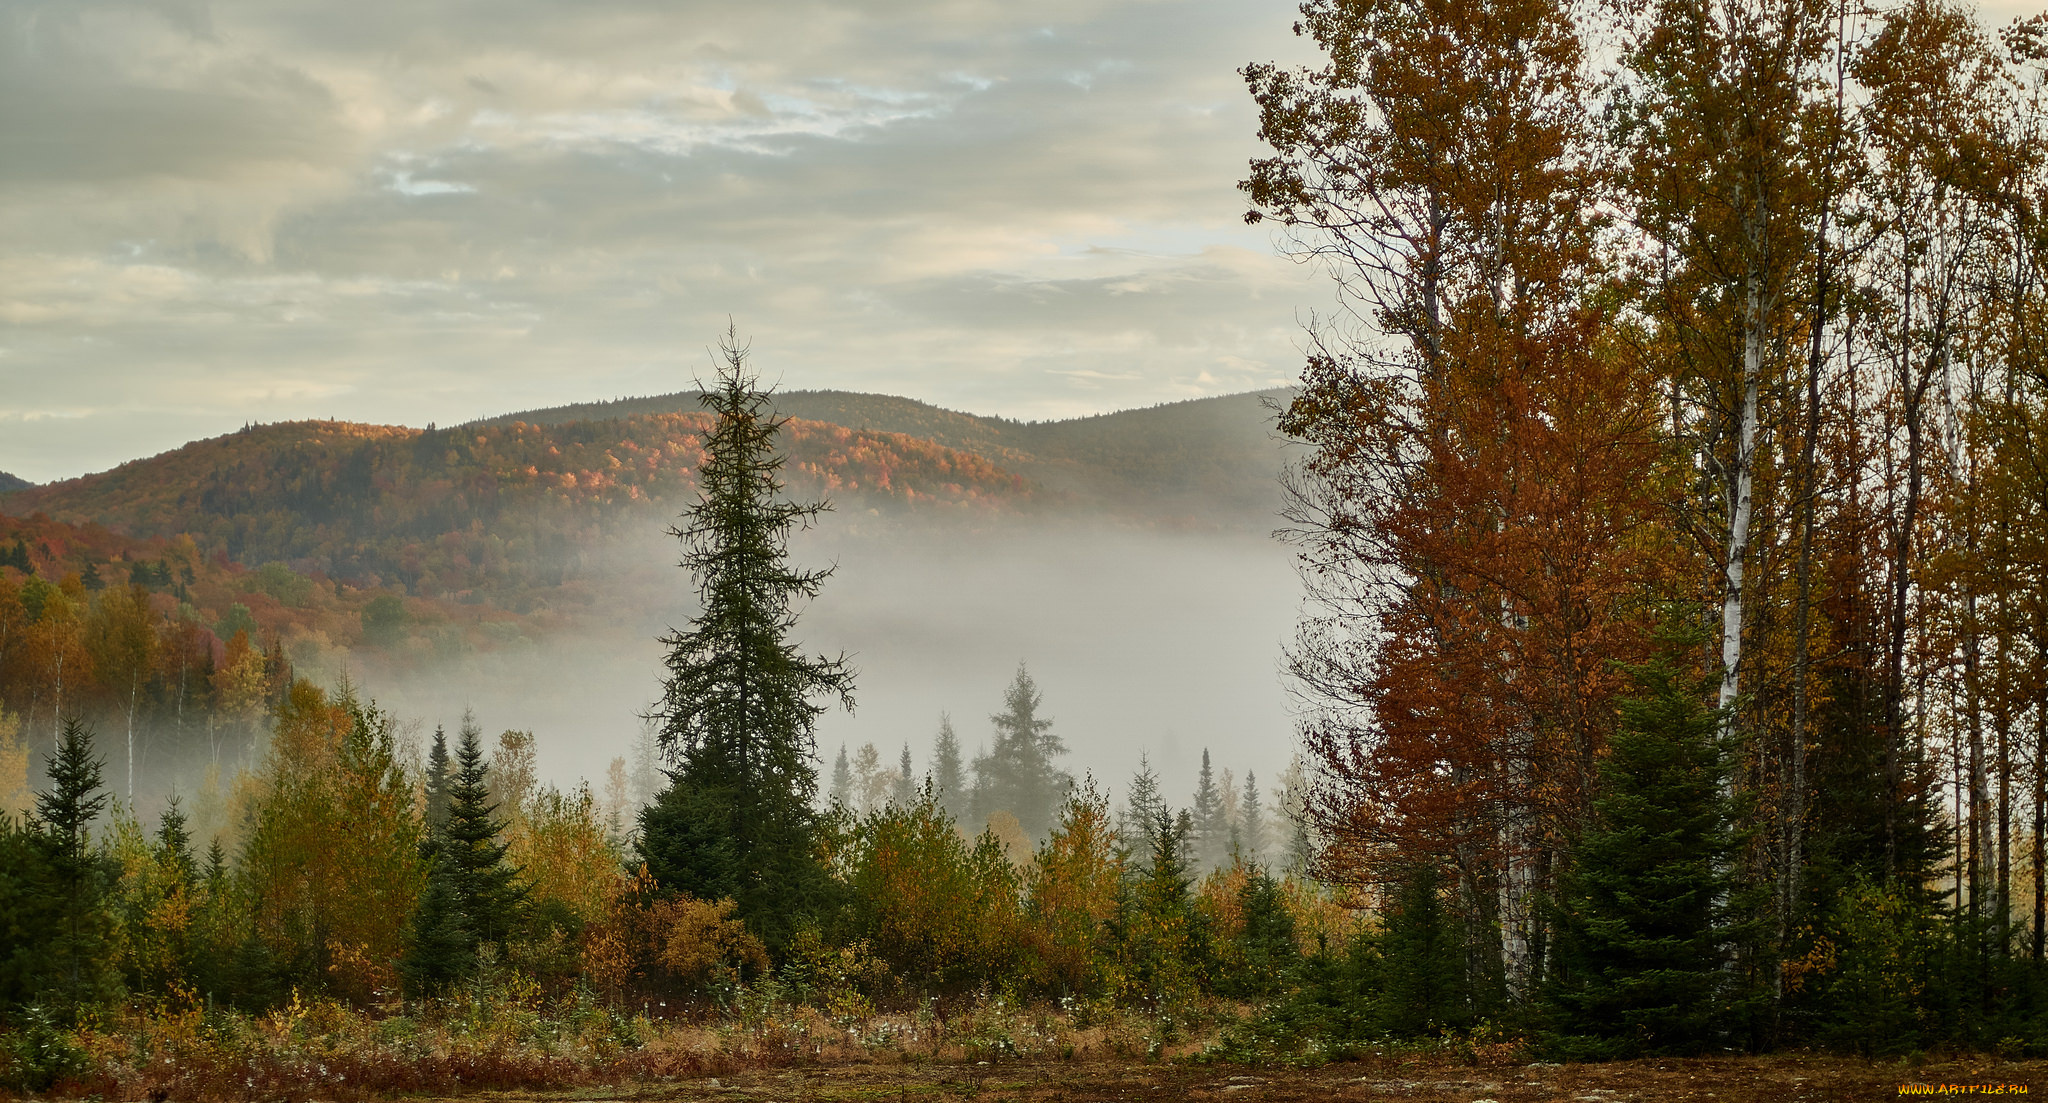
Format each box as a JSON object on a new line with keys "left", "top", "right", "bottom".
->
{"left": 638, "top": 329, "right": 854, "bottom": 953}
{"left": 1191, "top": 749, "right": 1227, "bottom": 871}
{"left": 971, "top": 664, "right": 1071, "bottom": 840}
{"left": 406, "top": 716, "right": 524, "bottom": 991}
{"left": 1546, "top": 647, "right": 1744, "bottom": 1057}
{"left": 893, "top": 744, "right": 916, "bottom": 808}
{"left": 930, "top": 715, "right": 968, "bottom": 825}
{"left": 34, "top": 718, "right": 116, "bottom": 1019}
{"left": 424, "top": 725, "right": 452, "bottom": 835}
{"left": 1239, "top": 770, "right": 1264, "bottom": 866}
{"left": 829, "top": 745, "right": 853, "bottom": 809}
{"left": 1120, "top": 754, "right": 1166, "bottom": 867}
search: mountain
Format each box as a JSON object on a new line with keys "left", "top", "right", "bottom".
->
{"left": 481, "top": 388, "right": 1297, "bottom": 520}
{"left": 1, "top": 412, "right": 1025, "bottom": 608}
{"left": 0, "top": 471, "right": 29, "bottom": 494}
{"left": 2, "top": 388, "right": 1295, "bottom": 639}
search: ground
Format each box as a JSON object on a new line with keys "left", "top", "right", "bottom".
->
{"left": 445, "top": 1055, "right": 2040, "bottom": 1102}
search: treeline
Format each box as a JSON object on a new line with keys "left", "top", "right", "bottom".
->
{"left": 0, "top": 519, "right": 532, "bottom": 812}
{"left": 0, "top": 689, "right": 1340, "bottom": 1034}
{"left": 1249, "top": 0, "right": 2048, "bottom": 1057}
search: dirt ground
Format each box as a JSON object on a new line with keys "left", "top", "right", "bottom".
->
{"left": 455, "top": 1054, "right": 2042, "bottom": 1102}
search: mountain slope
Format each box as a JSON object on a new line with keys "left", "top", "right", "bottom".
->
{"left": 0, "top": 471, "right": 30, "bottom": 494}
{"left": 483, "top": 388, "right": 1296, "bottom": 518}
{"left": 2, "top": 413, "right": 1025, "bottom": 605}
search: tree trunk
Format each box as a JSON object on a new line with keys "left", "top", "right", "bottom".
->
{"left": 1720, "top": 256, "right": 1764, "bottom": 733}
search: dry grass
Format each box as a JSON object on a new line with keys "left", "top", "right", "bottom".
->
{"left": 12, "top": 990, "right": 2043, "bottom": 1101}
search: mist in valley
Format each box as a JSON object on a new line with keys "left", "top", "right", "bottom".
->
{"left": 358, "top": 513, "right": 1304, "bottom": 822}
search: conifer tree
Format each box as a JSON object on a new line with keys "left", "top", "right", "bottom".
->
{"left": 829, "top": 745, "right": 853, "bottom": 809}
{"left": 931, "top": 715, "right": 967, "bottom": 824}
{"left": 1127, "top": 807, "right": 1205, "bottom": 1001}
{"left": 1225, "top": 865, "right": 1298, "bottom": 997}
{"left": 893, "top": 744, "right": 916, "bottom": 808}
{"left": 1239, "top": 770, "right": 1264, "bottom": 866}
{"left": 971, "top": 664, "right": 1071, "bottom": 840}
{"left": 34, "top": 718, "right": 116, "bottom": 1019}
{"left": 1191, "top": 749, "right": 1227, "bottom": 871}
{"left": 1120, "top": 754, "right": 1165, "bottom": 867}
{"left": 444, "top": 716, "right": 525, "bottom": 950}
{"left": 424, "top": 725, "right": 452, "bottom": 835}
{"left": 406, "top": 716, "right": 524, "bottom": 991}
{"left": 155, "top": 796, "right": 194, "bottom": 884}
{"left": 1547, "top": 647, "right": 1743, "bottom": 1057}
{"left": 1374, "top": 862, "right": 1473, "bottom": 1036}
{"left": 638, "top": 328, "right": 854, "bottom": 953}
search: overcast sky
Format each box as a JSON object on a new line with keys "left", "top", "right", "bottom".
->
{"left": 0, "top": 0, "right": 1330, "bottom": 483}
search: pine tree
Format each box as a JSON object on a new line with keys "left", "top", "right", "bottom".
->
{"left": 1547, "top": 647, "right": 1744, "bottom": 1057}
{"left": 1191, "top": 749, "right": 1227, "bottom": 871}
{"left": 34, "top": 717, "right": 116, "bottom": 1018}
{"left": 971, "top": 664, "right": 1071, "bottom": 840}
{"left": 1374, "top": 862, "right": 1472, "bottom": 1036}
{"left": 893, "top": 744, "right": 916, "bottom": 808}
{"left": 424, "top": 725, "right": 452, "bottom": 835}
{"left": 1239, "top": 770, "right": 1264, "bottom": 866}
{"left": 407, "top": 717, "right": 526, "bottom": 991}
{"left": 1128, "top": 807, "right": 1206, "bottom": 1002}
{"left": 638, "top": 328, "right": 854, "bottom": 954}
{"left": 1120, "top": 754, "right": 1165, "bottom": 867}
{"left": 155, "top": 796, "right": 194, "bottom": 884}
{"left": 829, "top": 745, "right": 853, "bottom": 809}
{"left": 1224, "top": 865, "right": 1298, "bottom": 997}
{"left": 444, "top": 717, "right": 525, "bottom": 950}
{"left": 931, "top": 715, "right": 968, "bottom": 825}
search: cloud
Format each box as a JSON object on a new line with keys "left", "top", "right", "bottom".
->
{"left": 0, "top": 0, "right": 1327, "bottom": 481}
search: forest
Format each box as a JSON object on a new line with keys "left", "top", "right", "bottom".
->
{"left": 10, "top": 0, "right": 2048, "bottom": 1091}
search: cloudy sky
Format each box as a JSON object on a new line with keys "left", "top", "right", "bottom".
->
{"left": 0, "top": 0, "right": 1328, "bottom": 483}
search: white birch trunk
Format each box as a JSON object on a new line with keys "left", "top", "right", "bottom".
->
{"left": 1720, "top": 270, "right": 1763, "bottom": 731}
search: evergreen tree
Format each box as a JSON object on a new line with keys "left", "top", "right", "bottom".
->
{"left": 1224, "top": 865, "right": 1298, "bottom": 997}
{"left": 423, "top": 725, "right": 452, "bottom": 835}
{"left": 638, "top": 329, "right": 854, "bottom": 954}
{"left": 1191, "top": 749, "right": 1227, "bottom": 871}
{"left": 893, "top": 744, "right": 916, "bottom": 808}
{"left": 1374, "top": 862, "right": 1471, "bottom": 1036}
{"left": 155, "top": 796, "right": 195, "bottom": 883}
{"left": 402, "top": 855, "right": 467, "bottom": 993}
{"left": 970, "top": 664, "right": 1071, "bottom": 840}
{"left": 1239, "top": 770, "right": 1264, "bottom": 866}
{"left": 1120, "top": 754, "right": 1165, "bottom": 867}
{"left": 33, "top": 718, "right": 117, "bottom": 1019}
{"left": 406, "top": 717, "right": 525, "bottom": 991}
{"left": 829, "top": 745, "right": 852, "bottom": 809}
{"left": 1546, "top": 648, "right": 1743, "bottom": 1057}
{"left": 444, "top": 717, "right": 525, "bottom": 950}
{"left": 931, "top": 715, "right": 967, "bottom": 824}
{"left": 1127, "top": 807, "right": 1206, "bottom": 1001}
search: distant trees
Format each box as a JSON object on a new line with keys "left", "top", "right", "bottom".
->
{"left": 971, "top": 664, "right": 1072, "bottom": 841}
{"left": 638, "top": 330, "right": 854, "bottom": 953}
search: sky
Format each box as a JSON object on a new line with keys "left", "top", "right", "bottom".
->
{"left": 0, "top": 0, "right": 1329, "bottom": 484}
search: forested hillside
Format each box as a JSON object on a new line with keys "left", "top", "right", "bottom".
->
{"left": 485, "top": 388, "right": 1293, "bottom": 519}
{"left": 0, "top": 472, "right": 29, "bottom": 495}
{"left": 0, "top": 413, "right": 1027, "bottom": 610}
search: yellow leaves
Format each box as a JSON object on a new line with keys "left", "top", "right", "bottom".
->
{"left": 508, "top": 783, "right": 625, "bottom": 927}
{"left": 240, "top": 680, "right": 423, "bottom": 1005}
{"left": 0, "top": 702, "right": 26, "bottom": 816}
{"left": 655, "top": 897, "right": 769, "bottom": 987}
